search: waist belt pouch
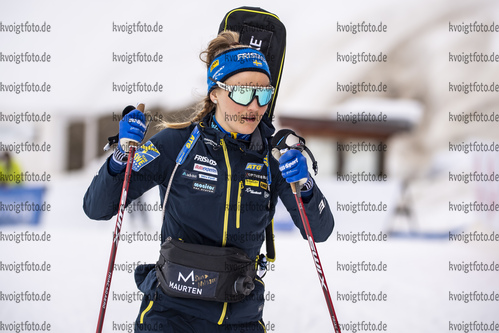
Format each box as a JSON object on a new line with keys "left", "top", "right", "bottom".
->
{"left": 155, "top": 237, "right": 256, "bottom": 303}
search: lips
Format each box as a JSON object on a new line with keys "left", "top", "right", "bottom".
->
{"left": 241, "top": 114, "right": 257, "bottom": 122}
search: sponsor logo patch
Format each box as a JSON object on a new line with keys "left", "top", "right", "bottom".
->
{"left": 246, "top": 172, "right": 267, "bottom": 181}
{"left": 203, "top": 138, "right": 219, "bottom": 149}
{"left": 133, "top": 141, "right": 160, "bottom": 172}
{"left": 199, "top": 174, "right": 217, "bottom": 182}
{"left": 181, "top": 170, "right": 197, "bottom": 180}
{"left": 245, "top": 187, "right": 262, "bottom": 196}
{"left": 245, "top": 163, "right": 264, "bottom": 171}
{"left": 165, "top": 261, "right": 218, "bottom": 298}
{"left": 210, "top": 59, "right": 219, "bottom": 72}
{"left": 194, "top": 163, "right": 218, "bottom": 175}
{"left": 245, "top": 179, "right": 260, "bottom": 187}
{"left": 194, "top": 154, "right": 217, "bottom": 166}
{"left": 192, "top": 181, "right": 216, "bottom": 193}
{"left": 318, "top": 199, "right": 326, "bottom": 214}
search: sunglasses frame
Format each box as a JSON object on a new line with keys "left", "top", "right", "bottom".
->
{"left": 214, "top": 81, "right": 275, "bottom": 107}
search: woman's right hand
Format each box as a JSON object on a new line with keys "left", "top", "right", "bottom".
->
{"left": 108, "top": 106, "right": 147, "bottom": 175}
{"left": 118, "top": 106, "right": 147, "bottom": 155}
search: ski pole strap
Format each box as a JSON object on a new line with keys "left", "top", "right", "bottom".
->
{"left": 271, "top": 129, "right": 295, "bottom": 150}
{"left": 104, "top": 105, "right": 150, "bottom": 152}
{"left": 271, "top": 129, "right": 318, "bottom": 176}
{"left": 104, "top": 105, "right": 136, "bottom": 151}
{"left": 302, "top": 145, "right": 318, "bottom": 176}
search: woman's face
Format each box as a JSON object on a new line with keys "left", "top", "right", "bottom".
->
{"left": 211, "top": 71, "right": 271, "bottom": 135}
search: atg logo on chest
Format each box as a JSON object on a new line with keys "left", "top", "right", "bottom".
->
{"left": 245, "top": 163, "right": 264, "bottom": 172}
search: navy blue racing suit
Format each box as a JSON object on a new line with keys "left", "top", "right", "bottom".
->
{"left": 83, "top": 112, "right": 334, "bottom": 332}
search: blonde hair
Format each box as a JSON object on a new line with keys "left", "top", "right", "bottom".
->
{"left": 160, "top": 31, "right": 245, "bottom": 129}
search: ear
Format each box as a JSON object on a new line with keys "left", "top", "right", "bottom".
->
{"left": 209, "top": 90, "right": 218, "bottom": 103}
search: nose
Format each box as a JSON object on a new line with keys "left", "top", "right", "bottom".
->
{"left": 247, "top": 95, "right": 260, "bottom": 111}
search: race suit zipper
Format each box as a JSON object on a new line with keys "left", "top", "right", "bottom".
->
{"left": 220, "top": 138, "right": 231, "bottom": 247}
{"left": 218, "top": 138, "right": 231, "bottom": 325}
{"left": 236, "top": 180, "right": 243, "bottom": 228}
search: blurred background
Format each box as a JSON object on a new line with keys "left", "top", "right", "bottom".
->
{"left": 1, "top": 0, "right": 499, "bottom": 332}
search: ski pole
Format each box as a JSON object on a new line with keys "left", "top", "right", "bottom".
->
{"left": 289, "top": 180, "right": 341, "bottom": 333}
{"left": 96, "top": 103, "right": 145, "bottom": 333}
{"left": 272, "top": 128, "right": 341, "bottom": 332}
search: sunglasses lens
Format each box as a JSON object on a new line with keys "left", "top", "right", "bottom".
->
{"left": 255, "top": 88, "right": 273, "bottom": 106}
{"left": 229, "top": 88, "right": 254, "bottom": 106}
{"left": 227, "top": 86, "right": 274, "bottom": 106}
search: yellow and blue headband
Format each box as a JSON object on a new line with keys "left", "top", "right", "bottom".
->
{"left": 207, "top": 47, "right": 271, "bottom": 94}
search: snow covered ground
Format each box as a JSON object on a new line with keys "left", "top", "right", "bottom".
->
{"left": 1, "top": 170, "right": 498, "bottom": 332}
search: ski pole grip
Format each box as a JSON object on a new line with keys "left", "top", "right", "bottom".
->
{"left": 129, "top": 103, "right": 145, "bottom": 148}
{"left": 136, "top": 103, "right": 145, "bottom": 113}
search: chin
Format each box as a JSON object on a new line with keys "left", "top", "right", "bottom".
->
{"left": 237, "top": 122, "right": 259, "bottom": 135}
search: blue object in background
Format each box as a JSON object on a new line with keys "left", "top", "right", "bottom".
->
{"left": 0, "top": 186, "right": 46, "bottom": 226}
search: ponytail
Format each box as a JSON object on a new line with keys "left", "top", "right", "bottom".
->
{"left": 159, "top": 31, "right": 244, "bottom": 129}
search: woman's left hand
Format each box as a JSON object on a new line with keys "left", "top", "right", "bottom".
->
{"left": 278, "top": 149, "right": 309, "bottom": 185}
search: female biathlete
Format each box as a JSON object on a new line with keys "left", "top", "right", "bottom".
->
{"left": 84, "top": 31, "right": 334, "bottom": 333}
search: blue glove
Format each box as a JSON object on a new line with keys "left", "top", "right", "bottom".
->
{"left": 109, "top": 108, "right": 146, "bottom": 175}
{"left": 279, "top": 149, "right": 309, "bottom": 185}
{"left": 279, "top": 149, "right": 314, "bottom": 198}
{"left": 118, "top": 109, "right": 147, "bottom": 153}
